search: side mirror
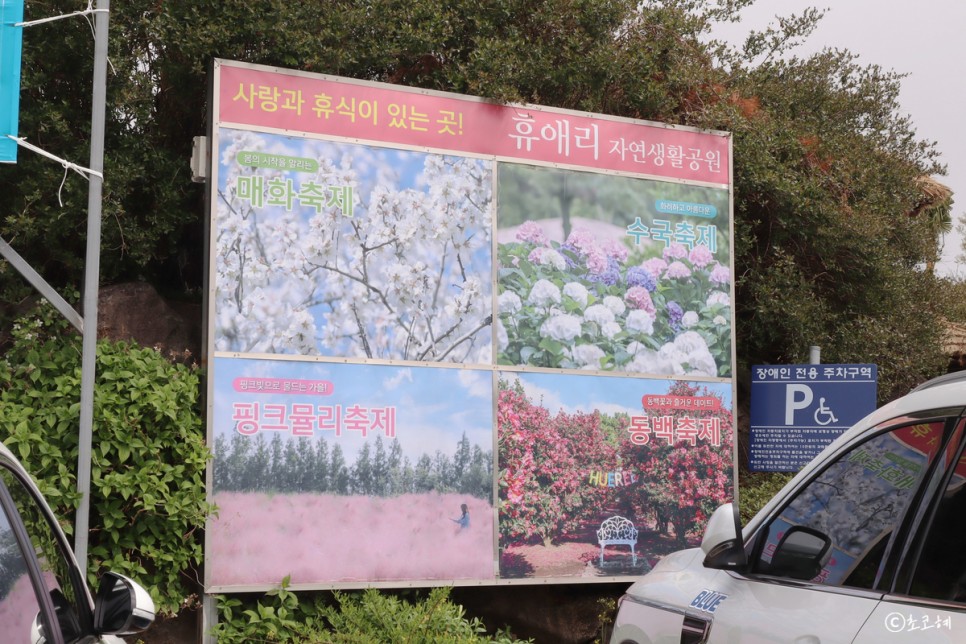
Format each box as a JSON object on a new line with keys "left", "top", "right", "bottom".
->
{"left": 701, "top": 503, "right": 747, "bottom": 570}
{"left": 93, "top": 572, "right": 156, "bottom": 635}
{"left": 768, "top": 526, "right": 831, "bottom": 581}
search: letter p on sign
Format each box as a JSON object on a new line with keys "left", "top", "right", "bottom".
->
{"left": 785, "top": 384, "right": 813, "bottom": 425}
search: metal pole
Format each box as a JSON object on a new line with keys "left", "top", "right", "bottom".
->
{"left": 75, "top": 0, "right": 109, "bottom": 575}
{"left": 809, "top": 345, "right": 821, "bottom": 365}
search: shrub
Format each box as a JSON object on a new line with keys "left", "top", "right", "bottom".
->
{"left": 211, "top": 580, "right": 531, "bottom": 643}
{"left": 0, "top": 302, "right": 211, "bottom": 615}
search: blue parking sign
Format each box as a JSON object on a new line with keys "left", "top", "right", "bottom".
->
{"left": 0, "top": 0, "right": 24, "bottom": 163}
{"left": 750, "top": 364, "right": 877, "bottom": 472}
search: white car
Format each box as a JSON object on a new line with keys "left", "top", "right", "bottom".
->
{"left": 611, "top": 372, "right": 966, "bottom": 643}
{"left": 0, "top": 440, "right": 155, "bottom": 643}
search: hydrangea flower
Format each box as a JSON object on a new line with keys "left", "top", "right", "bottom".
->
{"left": 602, "top": 296, "right": 626, "bottom": 316}
{"left": 667, "top": 301, "right": 684, "bottom": 331}
{"left": 583, "top": 304, "right": 616, "bottom": 326}
{"left": 682, "top": 311, "right": 700, "bottom": 328}
{"left": 562, "top": 282, "right": 589, "bottom": 308}
{"left": 566, "top": 227, "right": 598, "bottom": 255}
{"left": 665, "top": 261, "right": 692, "bottom": 280}
{"left": 528, "top": 247, "right": 567, "bottom": 271}
{"left": 573, "top": 344, "right": 606, "bottom": 368}
{"left": 585, "top": 248, "right": 609, "bottom": 274}
{"left": 601, "top": 321, "right": 622, "bottom": 339}
{"left": 709, "top": 263, "right": 731, "bottom": 286}
{"left": 707, "top": 291, "right": 730, "bottom": 308}
{"left": 625, "top": 287, "right": 655, "bottom": 314}
{"left": 640, "top": 257, "right": 668, "bottom": 280}
{"left": 662, "top": 242, "right": 688, "bottom": 261}
{"left": 626, "top": 266, "right": 656, "bottom": 291}
{"left": 527, "top": 279, "right": 562, "bottom": 307}
{"left": 499, "top": 291, "right": 523, "bottom": 315}
{"left": 602, "top": 238, "right": 629, "bottom": 263}
{"left": 689, "top": 244, "right": 714, "bottom": 268}
{"left": 625, "top": 309, "right": 655, "bottom": 335}
{"left": 515, "top": 220, "right": 548, "bottom": 245}
{"left": 539, "top": 314, "right": 582, "bottom": 342}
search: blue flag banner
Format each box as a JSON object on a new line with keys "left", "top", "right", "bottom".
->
{"left": 0, "top": 0, "right": 24, "bottom": 163}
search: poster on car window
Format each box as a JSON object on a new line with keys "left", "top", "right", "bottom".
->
{"left": 205, "top": 58, "right": 734, "bottom": 590}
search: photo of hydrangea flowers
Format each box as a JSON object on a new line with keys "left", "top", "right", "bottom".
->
{"left": 496, "top": 163, "right": 732, "bottom": 378}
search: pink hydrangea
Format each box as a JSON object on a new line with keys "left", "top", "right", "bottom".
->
{"left": 689, "top": 244, "right": 714, "bottom": 268}
{"left": 566, "top": 227, "right": 597, "bottom": 255}
{"left": 625, "top": 287, "right": 655, "bottom": 315}
{"left": 709, "top": 263, "right": 731, "bottom": 285}
{"left": 665, "top": 261, "right": 692, "bottom": 279}
{"left": 662, "top": 242, "right": 688, "bottom": 261}
{"left": 515, "top": 221, "right": 548, "bottom": 245}
{"left": 640, "top": 257, "right": 668, "bottom": 280}
{"left": 585, "top": 248, "right": 608, "bottom": 274}
{"left": 602, "top": 238, "right": 629, "bottom": 263}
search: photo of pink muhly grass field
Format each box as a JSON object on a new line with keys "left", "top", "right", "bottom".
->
{"left": 208, "top": 492, "right": 494, "bottom": 586}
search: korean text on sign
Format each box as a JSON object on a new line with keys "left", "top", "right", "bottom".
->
{"left": 232, "top": 402, "right": 397, "bottom": 438}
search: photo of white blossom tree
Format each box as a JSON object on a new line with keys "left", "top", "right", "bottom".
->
{"left": 214, "top": 129, "right": 494, "bottom": 363}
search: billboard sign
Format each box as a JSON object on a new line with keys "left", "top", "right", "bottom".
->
{"left": 205, "top": 59, "right": 735, "bottom": 591}
{"left": 750, "top": 364, "right": 878, "bottom": 472}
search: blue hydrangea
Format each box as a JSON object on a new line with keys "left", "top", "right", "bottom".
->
{"left": 587, "top": 257, "right": 621, "bottom": 287}
{"left": 557, "top": 243, "right": 581, "bottom": 269}
{"left": 626, "top": 266, "right": 656, "bottom": 292}
{"left": 667, "top": 301, "right": 684, "bottom": 332}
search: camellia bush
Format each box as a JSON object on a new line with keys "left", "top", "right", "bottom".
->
{"left": 0, "top": 303, "right": 211, "bottom": 615}
{"left": 497, "top": 222, "right": 731, "bottom": 377}
{"left": 617, "top": 382, "right": 734, "bottom": 544}
{"left": 497, "top": 379, "right": 616, "bottom": 546}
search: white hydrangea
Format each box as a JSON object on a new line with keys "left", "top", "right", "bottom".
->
{"left": 528, "top": 279, "right": 562, "bottom": 307}
{"left": 682, "top": 311, "right": 700, "bottom": 328}
{"left": 602, "top": 295, "right": 626, "bottom": 316}
{"left": 583, "top": 304, "right": 615, "bottom": 326}
{"left": 562, "top": 282, "right": 589, "bottom": 309}
{"left": 625, "top": 309, "right": 655, "bottom": 335}
{"left": 498, "top": 290, "right": 523, "bottom": 315}
{"left": 539, "top": 314, "right": 582, "bottom": 343}
{"left": 707, "top": 291, "right": 730, "bottom": 308}
{"left": 573, "top": 344, "right": 606, "bottom": 369}
{"left": 601, "top": 321, "right": 622, "bottom": 339}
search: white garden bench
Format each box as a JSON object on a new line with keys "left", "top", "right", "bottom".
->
{"left": 597, "top": 515, "right": 638, "bottom": 566}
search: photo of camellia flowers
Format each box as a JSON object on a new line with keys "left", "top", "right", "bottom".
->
{"left": 214, "top": 128, "right": 494, "bottom": 364}
{"left": 496, "top": 163, "right": 731, "bottom": 377}
{"left": 497, "top": 372, "right": 733, "bottom": 579}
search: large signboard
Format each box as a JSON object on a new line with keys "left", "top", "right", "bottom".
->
{"left": 750, "top": 364, "right": 877, "bottom": 472}
{"left": 205, "top": 59, "right": 735, "bottom": 591}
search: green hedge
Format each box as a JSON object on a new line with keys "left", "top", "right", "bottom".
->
{"left": 0, "top": 303, "right": 211, "bottom": 615}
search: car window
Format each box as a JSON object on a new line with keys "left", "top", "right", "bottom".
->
{"left": 0, "top": 466, "right": 87, "bottom": 642}
{"left": 754, "top": 420, "right": 947, "bottom": 589}
{"left": 908, "top": 427, "right": 966, "bottom": 602}
{"left": 0, "top": 486, "right": 55, "bottom": 643}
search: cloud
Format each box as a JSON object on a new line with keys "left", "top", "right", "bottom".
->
{"left": 383, "top": 368, "right": 413, "bottom": 391}
{"left": 457, "top": 369, "right": 492, "bottom": 399}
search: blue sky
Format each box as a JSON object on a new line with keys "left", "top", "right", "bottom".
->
{"left": 212, "top": 356, "right": 493, "bottom": 463}
{"left": 502, "top": 370, "right": 732, "bottom": 417}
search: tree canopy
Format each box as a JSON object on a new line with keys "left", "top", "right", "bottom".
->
{"left": 0, "top": 0, "right": 956, "bottom": 400}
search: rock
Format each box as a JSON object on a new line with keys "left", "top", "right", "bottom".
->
{"left": 97, "top": 282, "right": 201, "bottom": 363}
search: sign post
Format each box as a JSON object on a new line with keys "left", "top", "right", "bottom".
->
{"left": 750, "top": 364, "right": 877, "bottom": 472}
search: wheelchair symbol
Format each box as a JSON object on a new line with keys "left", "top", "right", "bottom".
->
{"left": 814, "top": 398, "right": 838, "bottom": 426}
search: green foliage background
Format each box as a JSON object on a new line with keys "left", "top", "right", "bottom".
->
{"left": 0, "top": 305, "right": 211, "bottom": 616}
